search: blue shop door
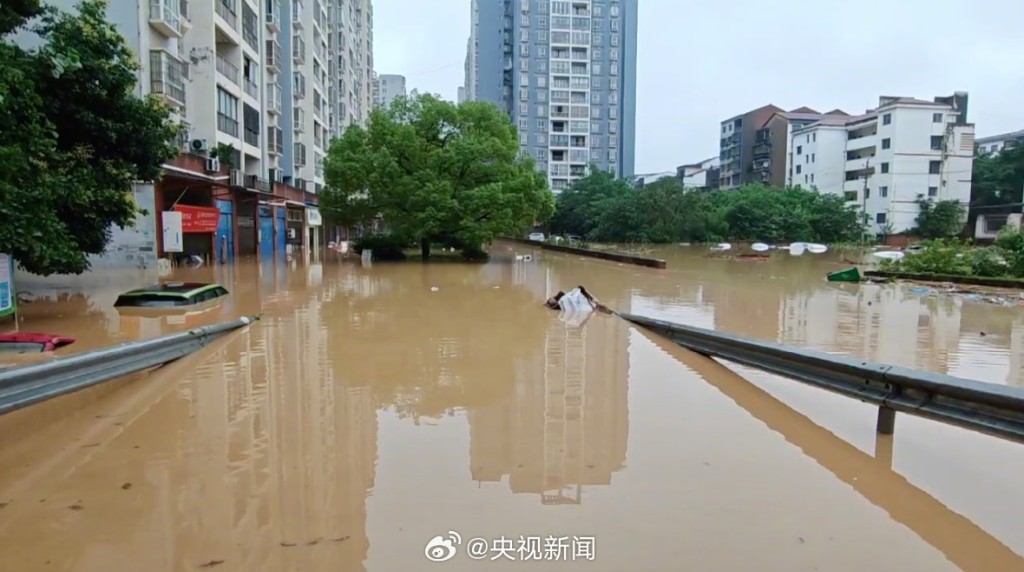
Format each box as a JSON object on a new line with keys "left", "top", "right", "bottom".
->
{"left": 259, "top": 205, "right": 274, "bottom": 258}
{"left": 276, "top": 207, "right": 287, "bottom": 253}
{"left": 216, "top": 199, "right": 234, "bottom": 265}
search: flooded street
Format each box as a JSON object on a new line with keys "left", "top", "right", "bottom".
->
{"left": 1, "top": 243, "right": 1024, "bottom": 571}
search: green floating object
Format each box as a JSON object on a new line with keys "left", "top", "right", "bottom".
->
{"left": 826, "top": 267, "right": 861, "bottom": 283}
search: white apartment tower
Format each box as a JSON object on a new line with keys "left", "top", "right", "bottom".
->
{"left": 61, "top": 0, "right": 374, "bottom": 197}
{"left": 372, "top": 74, "right": 407, "bottom": 108}
{"left": 789, "top": 93, "right": 974, "bottom": 235}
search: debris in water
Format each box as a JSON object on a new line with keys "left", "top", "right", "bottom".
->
{"left": 68, "top": 504, "right": 84, "bottom": 511}
{"left": 121, "top": 483, "right": 132, "bottom": 490}
{"left": 198, "top": 560, "right": 225, "bottom": 568}
{"left": 280, "top": 542, "right": 297, "bottom": 547}
{"left": 330, "top": 536, "right": 350, "bottom": 542}
{"left": 430, "top": 287, "right": 439, "bottom": 292}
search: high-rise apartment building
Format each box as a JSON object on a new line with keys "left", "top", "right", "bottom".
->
{"left": 372, "top": 73, "right": 407, "bottom": 108}
{"left": 789, "top": 93, "right": 974, "bottom": 235}
{"left": 33, "top": 0, "right": 373, "bottom": 269}
{"left": 462, "top": 0, "right": 638, "bottom": 191}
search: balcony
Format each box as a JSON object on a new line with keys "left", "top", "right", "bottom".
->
{"left": 268, "top": 126, "right": 283, "bottom": 155}
{"left": 265, "top": 40, "right": 281, "bottom": 72}
{"left": 218, "top": 113, "right": 238, "bottom": 137}
{"left": 752, "top": 143, "right": 771, "bottom": 158}
{"left": 216, "top": 52, "right": 239, "bottom": 84}
{"left": 266, "top": 83, "right": 282, "bottom": 114}
{"left": 243, "top": 76, "right": 259, "bottom": 99}
{"left": 149, "top": 0, "right": 182, "bottom": 37}
{"left": 292, "top": 1, "right": 304, "bottom": 29}
{"left": 266, "top": 1, "right": 280, "bottom": 32}
{"left": 244, "top": 126, "right": 259, "bottom": 147}
{"left": 215, "top": 0, "right": 237, "bottom": 30}
{"left": 293, "top": 108, "right": 305, "bottom": 132}
{"left": 148, "top": 50, "right": 186, "bottom": 111}
{"left": 293, "top": 37, "right": 305, "bottom": 64}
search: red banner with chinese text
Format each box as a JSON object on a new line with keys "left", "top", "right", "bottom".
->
{"left": 174, "top": 205, "right": 220, "bottom": 233}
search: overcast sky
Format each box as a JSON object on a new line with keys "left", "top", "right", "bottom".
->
{"left": 373, "top": 0, "right": 1024, "bottom": 175}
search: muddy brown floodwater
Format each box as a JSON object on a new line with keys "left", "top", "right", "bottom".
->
{"left": 1, "top": 243, "right": 1024, "bottom": 571}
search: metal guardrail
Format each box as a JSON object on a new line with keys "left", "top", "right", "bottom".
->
{"left": 620, "top": 313, "right": 1024, "bottom": 443}
{"left": 0, "top": 316, "right": 258, "bottom": 416}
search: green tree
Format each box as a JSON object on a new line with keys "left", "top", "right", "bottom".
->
{"left": 322, "top": 93, "right": 554, "bottom": 259}
{"left": 914, "top": 198, "right": 967, "bottom": 238}
{"left": 549, "top": 167, "right": 632, "bottom": 238}
{"left": 972, "top": 144, "right": 1024, "bottom": 207}
{"left": 0, "top": 0, "right": 178, "bottom": 275}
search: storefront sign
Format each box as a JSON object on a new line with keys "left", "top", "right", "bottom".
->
{"left": 0, "top": 253, "right": 14, "bottom": 319}
{"left": 174, "top": 204, "right": 221, "bottom": 233}
{"left": 238, "top": 216, "right": 255, "bottom": 228}
{"left": 306, "top": 208, "right": 322, "bottom": 226}
{"left": 162, "top": 211, "right": 183, "bottom": 252}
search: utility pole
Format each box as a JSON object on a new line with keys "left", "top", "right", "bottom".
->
{"left": 861, "top": 158, "right": 871, "bottom": 244}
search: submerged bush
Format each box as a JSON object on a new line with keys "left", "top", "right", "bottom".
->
{"left": 352, "top": 234, "right": 409, "bottom": 260}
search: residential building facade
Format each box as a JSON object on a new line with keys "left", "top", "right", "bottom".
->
{"left": 753, "top": 108, "right": 849, "bottom": 187}
{"left": 789, "top": 93, "right": 974, "bottom": 236}
{"left": 975, "top": 129, "right": 1024, "bottom": 156}
{"left": 372, "top": 73, "right": 407, "bottom": 108}
{"left": 463, "top": 0, "right": 639, "bottom": 192}
{"left": 30, "top": 0, "right": 373, "bottom": 272}
{"left": 718, "top": 105, "right": 781, "bottom": 189}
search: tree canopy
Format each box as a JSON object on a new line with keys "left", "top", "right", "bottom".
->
{"left": 321, "top": 93, "right": 554, "bottom": 258}
{"left": 549, "top": 172, "right": 863, "bottom": 244}
{"left": 0, "top": 0, "right": 178, "bottom": 275}
{"left": 971, "top": 143, "right": 1024, "bottom": 208}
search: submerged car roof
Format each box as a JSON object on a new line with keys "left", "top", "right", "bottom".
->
{"left": 119, "top": 283, "right": 222, "bottom": 297}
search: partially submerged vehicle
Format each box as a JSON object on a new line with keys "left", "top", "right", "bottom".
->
{"left": 0, "top": 332, "right": 76, "bottom": 354}
{"left": 114, "top": 283, "right": 229, "bottom": 310}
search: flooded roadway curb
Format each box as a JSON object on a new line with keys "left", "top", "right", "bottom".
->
{"left": 500, "top": 237, "right": 668, "bottom": 269}
{"left": 864, "top": 270, "right": 1024, "bottom": 289}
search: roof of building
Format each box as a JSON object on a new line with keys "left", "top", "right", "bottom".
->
{"left": 976, "top": 129, "right": 1024, "bottom": 144}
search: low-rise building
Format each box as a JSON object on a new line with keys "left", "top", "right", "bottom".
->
{"left": 790, "top": 93, "right": 974, "bottom": 236}
{"left": 975, "top": 129, "right": 1024, "bottom": 156}
{"left": 676, "top": 157, "right": 720, "bottom": 190}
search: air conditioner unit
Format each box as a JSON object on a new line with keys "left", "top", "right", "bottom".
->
{"left": 287, "top": 228, "right": 296, "bottom": 239}
{"left": 229, "top": 169, "right": 244, "bottom": 186}
{"left": 191, "top": 138, "right": 210, "bottom": 153}
{"left": 269, "top": 168, "right": 283, "bottom": 182}
{"left": 205, "top": 157, "right": 221, "bottom": 172}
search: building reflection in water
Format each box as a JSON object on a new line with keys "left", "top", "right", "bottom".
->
{"left": 468, "top": 260, "right": 630, "bottom": 504}
{"left": 636, "top": 270, "right": 1024, "bottom": 387}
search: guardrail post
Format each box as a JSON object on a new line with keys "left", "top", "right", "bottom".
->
{"left": 876, "top": 405, "right": 896, "bottom": 435}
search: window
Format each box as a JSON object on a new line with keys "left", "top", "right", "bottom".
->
{"left": 536, "top": 104, "right": 546, "bottom": 116}
{"left": 811, "top": 153, "right": 815, "bottom": 163}
{"left": 880, "top": 162, "right": 889, "bottom": 174}
{"left": 520, "top": 133, "right": 528, "bottom": 145}
{"left": 520, "top": 73, "right": 529, "bottom": 86}
{"left": 930, "top": 136, "right": 944, "bottom": 150}
{"left": 592, "top": 63, "right": 602, "bottom": 75}
{"left": 881, "top": 138, "right": 891, "bottom": 149}
{"left": 810, "top": 173, "right": 814, "bottom": 184}
{"left": 844, "top": 191, "right": 858, "bottom": 202}
{"left": 520, "top": 44, "right": 530, "bottom": 57}
{"left": 879, "top": 186, "right": 888, "bottom": 197}
{"left": 590, "top": 121, "right": 600, "bottom": 133}
{"left": 882, "top": 113, "right": 892, "bottom": 125}
{"left": 865, "top": 188, "right": 871, "bottom": 199}
{"left": 537, "top": 46, "right": 547, "bottom": 57}
{"left": 610, "top": 4, "right": 620, "bottom": 16}
{"left": 611, "top": 19, "right": 619, "bottom": 31}
{"left": 796, "top": 145, "right": 802, "bottom": 155}
{"left": 928, "top": 186, "right": 938, "bottom": 197}
{"left": 535, "top": 119, "right": 546, "bottom": 130}
{"left": 929, "top": 160, "right": 942, "bottom": 174}
{"left": 609, "top": 107, "right": 617, "bottom": 119}
{"left": 608, "top": 120, "right": 617, "bottom": 134}
{"left": 520, "top": 29, "right": 529, "bottom": 42}
{"left": 536, "top": 30, "right": 547, "bottom": 42}
{"left": 592, "top": 48, "right": 602, "bottom": 60}
{"left": 536, "top": 133, "right": 546, "bottom": 144}
{"left": 876, "top": 212, "right": 887, "bottom": 223}
{"left": 813, "top": 133, "right": 816, "bottom": 142}
{"left": 216, "top": 87, "right": 238, "bottom": 136}
{"left": 591, "top": 92, "right": 601, "bottom": 104}
{"left": 933, "top": 112, "right": 944, "bottom": 123}
{"left": 520, "top": 59, "right": 529, "bottom": 71}
{"left": 537, "top": 76, "right": 547, "bottom": 88}
{"left": 796, "top": 165, "right": 802, "bottom": 174}
{"left": 519, "top": 118, "right": 528, "bottom": 131}
{"left": 610, "top": 63, "right": 618, "bottom": 75}
{"left": 591, "top": 106, "right": 601, "bottom": 118}
{"left": 519, "top": 88, "right": 529, "bottom": 101}
{"left": 985, "top": 215, "right": 1009, "bottom": 233}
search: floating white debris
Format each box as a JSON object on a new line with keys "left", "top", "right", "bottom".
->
{"left": 789, "top": 243, "right": 807, "bottom": 256}
{"left": 806, "top": 243, "right": 828, "bottom": 254}
{"left": 430, "top": 287, "right": 440, "bottom": 292}
{"left": 751, "top": 242, "right": 770, "bottom": 252}
{"left": 872, "top": 251, "right": 905, "bottom": 261}
{"left": 709, "top": 242, "right": 732, "bottom": 252}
